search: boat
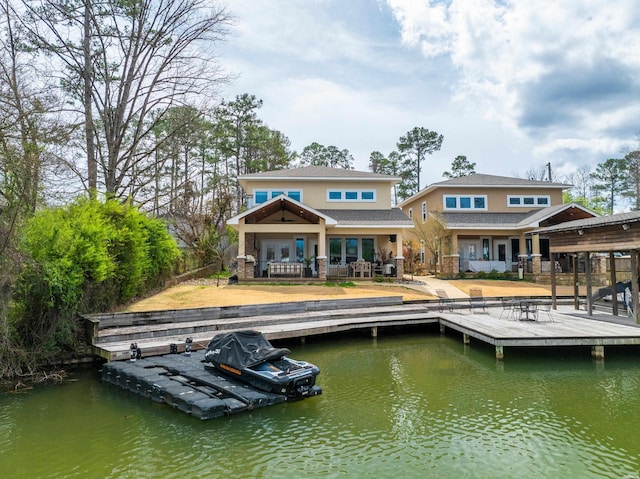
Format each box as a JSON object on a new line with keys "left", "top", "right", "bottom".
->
{"left": 204, "top": 330, "right": 321, "bottom": 399}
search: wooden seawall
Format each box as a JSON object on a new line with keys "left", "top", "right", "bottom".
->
{"left": 85, "top": 296, "right": 640, "bottom": 361}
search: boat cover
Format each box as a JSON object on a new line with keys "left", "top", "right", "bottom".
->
{"left": 205, "top": 330, "right": 291, "bottom": 369}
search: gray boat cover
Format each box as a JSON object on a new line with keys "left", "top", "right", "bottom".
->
{"left": 205, "top": 330, "right": 291, "bottom": 369}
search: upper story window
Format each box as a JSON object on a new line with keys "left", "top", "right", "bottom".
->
{"left": 507, "top": 195, "right": 550, "bottom": 207}
{"left": 421, "top": 202, "right": 427, "bottom": 222}
{"left": 326, "top": 189, "right": 376, "bottom": 202}
{"left": 252, "top": 190, "right": 302, "bottom": 206}
{"left": 408, "top": 208, "right": 413, "bottom": 219}
{"left": 443, "top": 195, "right": 487, "bottom": 211}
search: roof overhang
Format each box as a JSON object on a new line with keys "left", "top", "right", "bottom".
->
{"left": 227, "top": 195, "right": 337, "bottom": 226}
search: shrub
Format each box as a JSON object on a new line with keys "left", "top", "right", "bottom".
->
{"left": 12, "top": 198, "right": 179, "bottom": 358}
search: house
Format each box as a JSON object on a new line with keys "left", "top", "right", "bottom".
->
{"left": 397, "top": 174, "right": 597, "bottom": 276}
{"left": 228, "top": 166, "right": 413, "bottom": 281}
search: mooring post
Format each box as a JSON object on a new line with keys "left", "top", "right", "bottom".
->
{"left": 440, "top": 324, "right": 445, "bottom": 334}
{"left": 371, "top": 326, "right": 378, "bottom": 338}
{"left": 495, "top": 346, "right": 504, "bottom": 360}
{"left": 591, "top": 345, "right": 604, "bottom": 360}
{"left": 463, "top": 333, "right": 470, "bottom": 344}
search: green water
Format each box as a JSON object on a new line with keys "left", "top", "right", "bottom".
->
{"left": 2, "top": 333, "right": 640, "bottom": 479}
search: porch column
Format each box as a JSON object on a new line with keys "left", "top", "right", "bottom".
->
{"left": 518, "top": 234, "right": 527, "bottom": 273}
{"left": 236, "top": 225, "right": 247, "bottom": 280}
{"left": 609, "top": 252, "right": 618, "bottom": 316}
{"left": 317, "top": 256, "right": 327, "bottom": 280}
{"left": 317, "top": 227, "right": 327, "bottom": 280}
{"left": 450, "top": 232, "right": 459, "bottom": 257}
{"left": 395, "top": 231, "right": 404, "bottom": 279}
{"left": 573, "top": 254, "right": 580, "bottom": 310}
{"left": 631, "top": 249, "right": 640, "bottom": 324}
{"left": 550, "top": 252, "right": 557, "bottom": 310}
{"left": 585, "top": 251, "right": 593, "bottom": 316}
{"left": 531, "top": 234, "right": 541, "bottom": 274}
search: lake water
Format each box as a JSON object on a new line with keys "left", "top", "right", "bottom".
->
{"left": 1, "top": 331, "right": 640, "bottom": 479}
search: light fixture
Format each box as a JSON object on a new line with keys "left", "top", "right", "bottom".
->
{"left": 578, "top": 229, "right": 584, "bottom": 236}
{"left": 622, "top": 223, "right": 630, "bottom": 231}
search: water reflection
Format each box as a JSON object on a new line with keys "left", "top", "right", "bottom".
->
{"left": 1, "top": 334, "right": 639, "bottom": 478}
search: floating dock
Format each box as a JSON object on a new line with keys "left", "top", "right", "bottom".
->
{"left": 100, "top": 351, "right": 321, "bottom": 420}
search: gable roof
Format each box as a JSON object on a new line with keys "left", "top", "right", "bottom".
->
{"left": 398, "top": 173, "right": 572, "bottom": 207}
{"left": 239, "top": 165, "right": 399, "bottom": 182}
{"left": 227, "top": 194, "right": 337, "bottom": 226}
{"left": 532, "top": 210, "right": 640, "bottom": 234}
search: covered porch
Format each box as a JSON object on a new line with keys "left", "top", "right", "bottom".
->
{"left": 228, "top": 195, "right": 409, "bottom": 281}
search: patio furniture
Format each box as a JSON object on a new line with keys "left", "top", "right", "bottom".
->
{"left": 538, "top": 301, "right": 553, "bottom": 321}
{"left": 499, "top": 297, "right": 517, "bottom": 319}
{"left": 351, "top": 261, "right": 372, "bottom": 278}
{"left": 518, "top": 300, "right": 539, "bottom": 321}
{"left": 436, "top": 289, "right": 454, "bottom": 312}
{"left": 268, "top": 262, "right": 303, "bottom": 278}
{"left": 469, "top": 288, "right": 487, "bottom": 313}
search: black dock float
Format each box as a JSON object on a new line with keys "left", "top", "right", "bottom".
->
{"left": 100, "top": 351, "right": 321, "bottom": 419}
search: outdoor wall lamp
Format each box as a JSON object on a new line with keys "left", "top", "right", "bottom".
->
{"left": 622, "top": 223, "right": 630, "bottom": 231}
{"left": 578, "top": 229, "right": 584, "bottom": 236}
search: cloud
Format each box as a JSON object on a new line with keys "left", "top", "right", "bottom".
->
{"left": 386, "top": 0, "right": 640, "bottom": 163}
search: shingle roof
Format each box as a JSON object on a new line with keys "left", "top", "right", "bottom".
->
{"left": 320, "top": 209, "right": 413, "bottom": 226}
{"left": 429, "top": 173, "right": 571, "bottom": 188}
{"left": 239, "top": 166, "right": 398, "bottom": 181}
{"left": 441, "top": 203, "right": 597, "bottom": 229}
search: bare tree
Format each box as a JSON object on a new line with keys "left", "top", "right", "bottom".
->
{"left": 20, "top": 0, "right": 232, "bottom": 200}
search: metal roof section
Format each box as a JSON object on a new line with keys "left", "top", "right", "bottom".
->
{"left": 239, "top": 165, "right": 399, "bottom": 182}
{"left": 532, "top": 210, "right": 640, "bottom": 235}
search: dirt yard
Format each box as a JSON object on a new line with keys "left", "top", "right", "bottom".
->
{"left": 125, "top": 278, "right": 584, "bottom": 312}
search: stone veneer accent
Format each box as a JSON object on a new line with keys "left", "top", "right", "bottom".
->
{"left": 395, "top": 257, "right": 404, "bottom": 279}
{"left": 441, "top": 255, "right": 460, "bottom": 276}
{"left": 317, "top": 256, "right": 327, "bottom": 280}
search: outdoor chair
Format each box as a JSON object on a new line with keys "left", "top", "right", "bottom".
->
{"left": 436, "top": 289, "right": 454, "bottom": 313}
{"left": 499, "top": 297, "right": 516, "bottom": 319}
{"left": 538, "top": 301, "right": 553, "bottom": 321}
{"left": 469, "top": 288, "right": 487, "bottom": 313}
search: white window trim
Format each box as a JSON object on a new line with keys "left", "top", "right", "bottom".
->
{"left": 408, "top": 207, "right": 413, "bottom": 219}
{"left": 326, "top": 189, "right": 377, "bottom": 202}
{"left": 421, "top": 201, "right": 427, "bottom": 223}
{"left": 507, "top": 195, "right": 551, "bottom": 207}
{"left": 443, "top": 194, "right": 488, "bottom": 211}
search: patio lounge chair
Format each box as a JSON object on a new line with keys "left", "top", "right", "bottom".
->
{"left": 436, "top": 289, "right": 454, "bottom": 312}
{"left": 469, "top": 288, "right": 487, "bottom": 313}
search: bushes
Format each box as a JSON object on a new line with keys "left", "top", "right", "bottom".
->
{"left": 11, "top": 198, "right": 180, "bottom": 358}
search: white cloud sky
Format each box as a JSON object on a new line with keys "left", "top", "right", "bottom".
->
{"left": 219, "top": 0, "right": 640, "bottom": 186}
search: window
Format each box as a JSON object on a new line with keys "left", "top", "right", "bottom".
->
{"left": 255, "top": 191, "right": 268, "bottom": 204}
{"left": 327, "top": 190, "right": 376, "bottom": 202}
{"left": 421, "top": 202, "right": 427, "bottom": 222}
{"left": 253, "top": 190, "right": 302, "bottom": 205}
{"left": 408, "top": 208, "right": 413, "bottom": 219}
{"left": 443, "top": 195, "right": 487, "bottom": 211}
{"left": 329, "top": 238, "right": 342, "bottom": 264}
{"left": 507, "top": 195, "right": 551, "bottom": 208}
{"left": 361, "top": 191, "right": 374, "bottom": 200}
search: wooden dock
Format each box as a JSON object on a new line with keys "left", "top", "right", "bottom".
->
{"left": 86, "top": 296, "right": 640, "bottom": 362}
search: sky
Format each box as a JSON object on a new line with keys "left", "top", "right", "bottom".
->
{"left": 218, "top": 0, "right": 640, "bottom": 188}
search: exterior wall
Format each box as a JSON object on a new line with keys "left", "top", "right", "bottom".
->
{"left": 400, "top": 186, "right": 564, "bottom": 219}
{"left": 242, "top": 179, "right": 394, "bottom": 210}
